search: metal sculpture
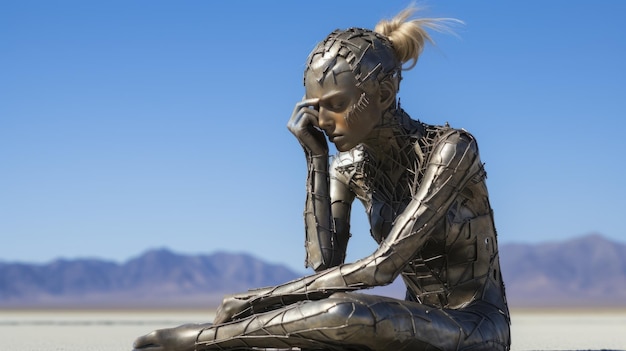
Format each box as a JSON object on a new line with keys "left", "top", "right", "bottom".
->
{"left": 133, "top": 7, "right": 510, "bottom": 351}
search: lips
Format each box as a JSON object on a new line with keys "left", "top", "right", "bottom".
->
{"left": 329, "top": 134, "right": 343, "bottom": 142}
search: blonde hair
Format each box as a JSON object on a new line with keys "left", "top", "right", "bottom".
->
{"left": 374, "top": 6, "right": 462, "bottom": 70}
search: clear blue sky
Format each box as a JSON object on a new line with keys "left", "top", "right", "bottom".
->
{"left": 2, "top": 1, "right": 625, "bottom": 271}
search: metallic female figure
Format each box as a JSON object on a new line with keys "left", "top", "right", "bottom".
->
{"left": 134, "top": 7, "right": 510, "bottom": 351}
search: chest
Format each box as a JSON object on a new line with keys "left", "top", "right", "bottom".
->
{"left": 356, "top": 160, "right": 418, "bottom": 243}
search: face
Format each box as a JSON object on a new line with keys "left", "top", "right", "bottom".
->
{"left": 305, "top": 57, "right": 383, "bottom": 152}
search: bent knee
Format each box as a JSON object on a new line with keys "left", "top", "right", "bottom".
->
{"left": 305, "top": 297, "right": 374, "bottom": 325}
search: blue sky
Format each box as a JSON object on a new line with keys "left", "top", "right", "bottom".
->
{"left": 2, "top": 1, "right": 625, "bottom": 271}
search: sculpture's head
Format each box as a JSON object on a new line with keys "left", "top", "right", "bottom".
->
{"left": 302, "top": 8, "right": 451, "bottom": 151}
{"left": 303, "top": 28, "right": 399, "bottom": 151}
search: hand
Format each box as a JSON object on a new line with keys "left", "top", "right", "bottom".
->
{"left": 213, "top": 293, "right": 253, "bottom": 325}
{"left": 133, "top": 324, "right": 202, "bottom": 351}
{"left": 287, "top": 98, "right": 328, "bottom": 156}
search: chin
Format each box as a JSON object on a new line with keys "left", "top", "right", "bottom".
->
{"left": 334, "top": 142, "right": 356, "bottom": 152}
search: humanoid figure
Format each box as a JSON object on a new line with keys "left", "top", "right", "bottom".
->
{"left": 134, "top": 7, "right": 510, "bottom": 351}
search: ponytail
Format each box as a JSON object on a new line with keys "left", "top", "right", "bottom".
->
{"left": 374, "top": 6, "right": 462, "bottom": 70}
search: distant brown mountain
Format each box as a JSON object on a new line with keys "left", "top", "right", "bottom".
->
{"left": 1, "top": 234, "right": 625, "bottom": 308}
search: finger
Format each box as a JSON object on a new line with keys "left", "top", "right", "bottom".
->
{"left": 292, "top": 108, "right": 319, "bottom": 128}
{"left": 288, "top": 106, "right": 319, "bottom": 131}
{"left": 301, "top": 110, "right": 321, "bottom": 128}
{"left": 213, "top": 314, "right": 228, "bottom": 325}
{"left": 213, "top": 307, "right": 229, "bottom": 325}
{"left": 290, "top": 99, "right": 319, "bottom": 120}
{"left": 295, "top": 97, "right": 320, "bottom": 109}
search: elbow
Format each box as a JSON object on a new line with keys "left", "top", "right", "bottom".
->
{"left": 312, "top": 247, "right": 344, "bottom": 272}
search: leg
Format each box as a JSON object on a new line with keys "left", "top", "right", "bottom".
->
{"left": 196, "top": 293, "right": 509, "bottom": 351}
{"left": 197, "top": 292, "right": 375, "bottom": 350}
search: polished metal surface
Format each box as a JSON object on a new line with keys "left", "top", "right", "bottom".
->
{"left": 134, "top": 20, "right": 510, "bottom": 351}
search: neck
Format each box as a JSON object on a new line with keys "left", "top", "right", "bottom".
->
{"left": 360, "top": 107, "right": 423, "bottom": 162}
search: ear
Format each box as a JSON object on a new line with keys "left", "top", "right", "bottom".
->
{"left": 379, "top": 79, "right": 396, "bottom": 110}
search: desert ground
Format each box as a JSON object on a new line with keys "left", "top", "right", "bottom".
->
{"left": 1, "top": 309, "right": 625, "bottom": 351}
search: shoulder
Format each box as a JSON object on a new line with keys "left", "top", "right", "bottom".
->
{"left": 414, "top": 124, "right": 478, "bottom": 158}
{"left": 443, "top": 128, "right": 478, "bottom": 148}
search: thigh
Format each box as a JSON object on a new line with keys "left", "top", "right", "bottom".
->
{"left": 331, "top": 293, "right": 509, "bottom": 351}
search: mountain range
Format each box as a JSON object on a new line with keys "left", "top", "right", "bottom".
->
{"left": 0, "top": 250, "right": 299, "bottom": 308}
{"left": 1, "top": 234, "right": 624, "bottom": 308}
{"left": 500, "top": 233, "right": 626, "bottom": 307}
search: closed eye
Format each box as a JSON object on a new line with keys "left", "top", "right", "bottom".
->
{"left": 321, "top": 93, "right": 351, "bottom": 112}
{"left": 330, "top": 102, "right": 347, "bottom": 111}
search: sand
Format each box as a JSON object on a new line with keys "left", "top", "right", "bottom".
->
{"left": 1, "top": 309, "right": 625, "bottom": 351}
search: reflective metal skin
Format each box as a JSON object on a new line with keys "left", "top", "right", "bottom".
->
{"left": 133, "top": 25, "right": 510, "bottom": 351}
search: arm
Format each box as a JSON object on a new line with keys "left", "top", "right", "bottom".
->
{"left": 303, "top": 154, "right": 338, "bottom": 271}
{"left": 328, "top": 156, "right": 356, "bottom": 265}
{"left": 218, "top": 130, "right": 482, "bottom": 322}
{"left": 288, "top": 99, "right": 352, "bottom": 271}
{"left": 305, "top": 130, "right": 483, "bottom": 289}
{"left": 263, "top": 131, "right": 480, "bottom": 294}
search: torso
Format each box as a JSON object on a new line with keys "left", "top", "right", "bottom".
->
{"left": 333, "top": 121, "right": 508, "bottom": 312}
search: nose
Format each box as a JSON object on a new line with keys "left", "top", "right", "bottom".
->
{"left": 318, "top": 107, "right": 335, "bottom": 133}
